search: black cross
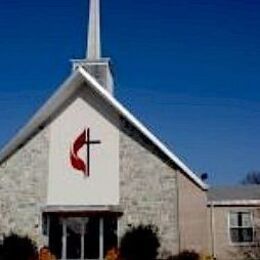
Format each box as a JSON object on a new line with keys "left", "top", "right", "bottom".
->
{"left": 85, "top": 128, "right": 101, "bottom": 177}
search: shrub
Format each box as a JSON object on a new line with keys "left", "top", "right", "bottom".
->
{"left": 119, "top": 224, "right": 160, "bottom": 260}
{"left": 167, "top": 250, "right": 200, "bottom": 260}
{"left": 2, "top": 233, "right": 38, "bottom": 260}
{"left": 0, "top": 243, "right": 3, "bottom": 260}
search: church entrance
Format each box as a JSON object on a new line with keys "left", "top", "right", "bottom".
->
{"left": 45, "top": 215, "right": 118, "bottom": 260}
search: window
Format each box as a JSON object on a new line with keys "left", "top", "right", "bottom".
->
{"left": 229, "top": 211, "right": 254, "bottom": 244}
{"left": 47, "top": 216, "right": 118, "bottom": 259}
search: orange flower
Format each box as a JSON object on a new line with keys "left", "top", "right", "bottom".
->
{"left": 105, "top": 247, "right": 120, "bottom": 260}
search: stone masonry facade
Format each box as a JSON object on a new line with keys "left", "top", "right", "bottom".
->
{"left": 119, "top": 118, "right": 179, "bottom": 256}
{"left": 0, "top": 127, "right": 49, "bottom": 246}
{"left": 0, "top": 110, "right": 180, "bottom": 255}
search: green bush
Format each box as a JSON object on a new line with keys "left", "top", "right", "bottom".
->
{"left": 120, "top": 224, "right": 160, "bottom": 260}
{"left": 167, "top": 250, "right": 200, "bottom": 260}
{"left": 1, "top": 233, "right": 38, "bottom": 260}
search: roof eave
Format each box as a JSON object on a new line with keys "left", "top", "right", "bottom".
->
{"left": 0, "top": 70, "right": 83, "bottom": 163}
{"left": 77, "top": 67, "right": 208, "bottom": 191}
{"left": 207, "top": 200, "right": 260, "bottom": 206}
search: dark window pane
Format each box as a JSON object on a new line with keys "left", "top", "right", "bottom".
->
{"left": 84, "top": 218, "right": 99, "bottom": 259}
{"left": 230, "top": 228, "right": 240, "bottom": 243}
{"left": 66, "top": 218, "right": 82, "bottom": 259}
{"left": 49, "top": 216, "right": 62, "bottom": 259}
{"left": 42, "top": 215, "right": 48, "bottom": 236}
{"left": 238, "top": 213, "right": 243, "bottom": 227}
{"left": 104, "top": 217, "right": 118, "bottom": 257}
{"left": 242, "top": 228, "right": 253, "bottom": 242}
{"left": 230, "top": 228, "right": 253, "bottom": 243}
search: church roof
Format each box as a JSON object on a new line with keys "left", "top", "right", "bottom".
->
{"left": 0, "top": 66, "right": 208, "bottom": 190}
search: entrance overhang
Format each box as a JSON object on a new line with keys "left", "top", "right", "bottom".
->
{"left": 42, "top": 205, "right": 123, "bottom": 217}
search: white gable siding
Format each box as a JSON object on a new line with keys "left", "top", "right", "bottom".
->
{"left": 47, "top": 86, "right": 120, "bottom": 206}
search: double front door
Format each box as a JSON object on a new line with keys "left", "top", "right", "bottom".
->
{"left": 47, "top": 216, "right": 117, "bottom": 260}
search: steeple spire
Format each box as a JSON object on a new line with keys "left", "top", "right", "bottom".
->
{"left": 87, "top": 0, "right": 101, "bottom": 59}
{"left": 72, "top": 0, "right": 114, "bottom": 95}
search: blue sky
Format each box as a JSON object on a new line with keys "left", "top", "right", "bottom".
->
{"left": 0, "top": 0, "right": 260, "bottom": 185}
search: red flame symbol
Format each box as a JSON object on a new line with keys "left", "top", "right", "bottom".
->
{"left": 70, "top": 129, "right": 87, "bottom": 175}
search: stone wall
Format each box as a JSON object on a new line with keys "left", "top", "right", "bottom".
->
{"left": 0, "top": 127, "right": 49, "bottom": 246}
{"left": 119, "top": 119, "right": 179, "bottom": 256}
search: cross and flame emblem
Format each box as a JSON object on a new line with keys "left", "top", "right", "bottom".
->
{"left": 70, "top": 128, "right": 101, "bottom": 177}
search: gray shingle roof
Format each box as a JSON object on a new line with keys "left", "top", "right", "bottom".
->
{"left": 208, "top": 185, "right": 260, "bottom": 202}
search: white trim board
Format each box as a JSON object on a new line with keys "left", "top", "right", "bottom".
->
{"left": 0, "top": 66, "right": 208, "bottom": 190}
{"left": 0, "top": 70, "right": 83, "bottom": 164}
{"left": 208, "top": 200, "right": 260, "bottom": 206}
{"left": 78, "top": 67, "right": 208, "bottom": 190}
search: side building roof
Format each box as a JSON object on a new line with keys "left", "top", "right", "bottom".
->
{"left": 0, "top": 66, "right": 208, "bottom": 190}
{"left": 208, "top": 185, "right": 260, "bottom": 206}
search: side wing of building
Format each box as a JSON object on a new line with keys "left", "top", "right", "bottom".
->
{"left": 208, "top": 186, "right": 260, "bottom": 260}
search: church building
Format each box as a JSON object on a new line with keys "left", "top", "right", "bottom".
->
{"left": 0, "top": 0, "right": 209, "bottom": 259}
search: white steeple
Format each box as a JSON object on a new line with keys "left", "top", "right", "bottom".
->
{"left": 87, "top": 0, "right": 101, "bottom": 59}
{"left": 72, "top": 0, "right": 114, "bottom": 95}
